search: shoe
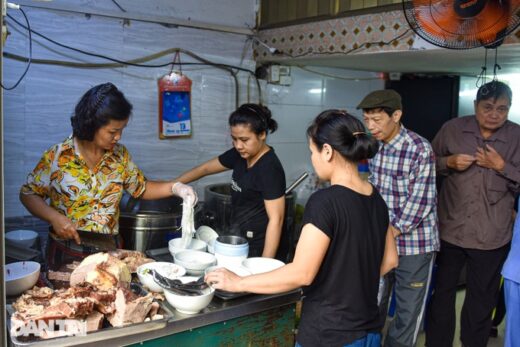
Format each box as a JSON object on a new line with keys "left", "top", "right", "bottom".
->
{"left": 489, "top": 326, "right": 498, "bottom": 338}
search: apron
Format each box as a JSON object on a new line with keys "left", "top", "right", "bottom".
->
{"left": 46, "top": 229, "right": 122, "bottom": 271}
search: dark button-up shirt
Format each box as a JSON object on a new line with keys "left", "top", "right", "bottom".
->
{"left": 432, "top": 116, "right": 520, "bottom": 250}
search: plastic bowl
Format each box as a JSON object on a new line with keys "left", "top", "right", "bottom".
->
{"left": 5, "top": 261, "right": 41, "bottom": 296}
{"left": 242, "top": 257, "right": 285, "bottom": 274}
{"left": 214, "top": 235, "right": 248, "bottom": 268}
{"left": 169, "top": 238, "right": 207, "bottom": 256}
{"left": 5, "top": 230, "right": 39, "bottom": 248}
{"left": 163, "top": 276, "right": 215, "bottom": 314}
{"left": 173, "top": 250, "right": 217, "bottom": 276}
{"left": 137, "top": 262, "right": 186, "bottom": 293}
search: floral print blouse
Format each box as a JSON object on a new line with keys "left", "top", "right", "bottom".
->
{"left": 21, "top": 136, "right": 147, "bottom": 234}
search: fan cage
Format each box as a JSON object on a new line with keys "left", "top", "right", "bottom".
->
{"left": 403, "top": 0, "right": 520, "bottom": 49}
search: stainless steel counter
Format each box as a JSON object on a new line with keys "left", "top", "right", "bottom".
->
{"left": 8, "top": 289, "right": 301, "bottom": 347}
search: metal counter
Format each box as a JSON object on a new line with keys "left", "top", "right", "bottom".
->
{"left": 8, "top": 289, "right": 301, "bottom": 347}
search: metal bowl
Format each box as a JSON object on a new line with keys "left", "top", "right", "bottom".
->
{"left": 216, "top": 235, "right": 247, "bottom": 245}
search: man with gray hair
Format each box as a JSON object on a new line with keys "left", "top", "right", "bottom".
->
{"left": 426, "top": 80, "right": 520, "bottom": 347}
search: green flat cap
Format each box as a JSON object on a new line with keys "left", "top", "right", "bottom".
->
{"left": 357, "top": 89, "right": 402, "bottom": 110}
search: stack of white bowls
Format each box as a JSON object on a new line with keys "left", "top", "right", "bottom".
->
{"left": 169, "top": 238, "right": 207, "bottom": 258}
{"left": 214, "top": 236, "right": 249, "bottom": 268}
{"left": 173, "top": 250, "right": 217, "bottom": 276}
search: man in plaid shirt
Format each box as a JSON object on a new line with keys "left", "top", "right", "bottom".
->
{"left": 358, "top": 89, "right": 440, "bottom": 347}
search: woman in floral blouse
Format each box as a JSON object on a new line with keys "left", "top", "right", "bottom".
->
{"left": 20, "top": 83, "right": 196, "bottom": 268}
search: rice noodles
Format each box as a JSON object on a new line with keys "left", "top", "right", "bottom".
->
{"left": 180, "top": 196, "right": 195, "bottom": 249}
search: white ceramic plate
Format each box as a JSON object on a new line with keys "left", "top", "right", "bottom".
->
{"left": 242, "top": 257, "right": 285, "bottom": 274}
{"left": 205, "top": 264, "right": 252, "bottom": 277}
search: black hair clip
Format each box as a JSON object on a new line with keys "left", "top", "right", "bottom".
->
{"left": 94, "top": 83, "right": 115, "bottom": 110}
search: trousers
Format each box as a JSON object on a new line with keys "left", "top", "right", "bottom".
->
{"left": 425, "top": 240, "right": 509, "bottom": 347}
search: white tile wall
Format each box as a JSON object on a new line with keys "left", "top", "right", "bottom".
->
{"left": 3, "top": 3, "right": 384, "bottom": 217}
{"left": 265, "top": 66, "right": 384, "bottom": 185}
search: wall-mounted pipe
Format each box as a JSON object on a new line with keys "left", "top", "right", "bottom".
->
{"left": 1, "top": 0, "right": 7, "bottom": 343}
{"left": 13, "top": 0, "right": 254, "bottom": 37}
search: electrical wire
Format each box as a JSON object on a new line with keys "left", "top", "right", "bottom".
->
{"left": 5, "top": 13, "right": 264, "bottom": 105}
{"left": 476, "top": 49, "right": 488, "bottom": 88}
{"left": 263, "top": 28, "right": 413, "bottom": 59}
{"left": 1, "top": 6, "right": 32, "bottom": 90}
{"left": 110, "top": 0, "right": 127, "bottom": 13}
{"left": 295, "top": 66, "right": 381, "bottom": 81}
{"left": 6, "top": 13, "right": 250, "bottom": 72}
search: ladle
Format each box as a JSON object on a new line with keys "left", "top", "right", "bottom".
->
{"left": 152, "top": 269, "right": 208, "bottom": 296}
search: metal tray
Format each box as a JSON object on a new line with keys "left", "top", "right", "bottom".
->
{"left": 145, "top": 247, "right": 173, "bottom": 263}
{"left": 214, "top": 290, "right": 251, "bottom": 301}
{"left": 7, "top": 283, "right": 174, "bottom": 347}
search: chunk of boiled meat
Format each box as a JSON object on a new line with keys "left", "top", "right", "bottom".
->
{"left": 86, "top": 311, "right": 104, "bottom": 332}
{"left": 70, "top": 253, "right": 131, "bottom": 290}
{"left": 106, "top": 288, "right": 154, "bottom": 327}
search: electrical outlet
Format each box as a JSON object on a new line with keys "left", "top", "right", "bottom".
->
{"left": 389, "top": 72, "right": 401, "bottom": 81}
{"left": 279, "top": 75, "right": 292, "bottom": 86}
{"left": 269, "top": 65, "right": 280, "bottom": 83}
{"left": 279, "top": 66, "right": 291, "bottom": 76}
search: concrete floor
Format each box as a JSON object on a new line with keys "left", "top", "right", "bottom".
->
{"left": 384, "top": 288, "right": 506, "bottom": 347}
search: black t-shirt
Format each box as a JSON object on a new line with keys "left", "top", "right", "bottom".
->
{"left": 296, "top": 185, "right": 389, "bottom": 347}
{"left": 218, "top": 147, "right": 286, "bottom": 256}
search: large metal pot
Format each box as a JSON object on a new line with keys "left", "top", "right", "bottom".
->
{"left": 118, "top": 194, "right": 201, "bottom": 252}
{"left": 203, "top": 183, "right": 296, "bottom": 262}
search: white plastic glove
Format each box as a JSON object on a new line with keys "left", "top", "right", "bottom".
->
{"left": 172, "top": 182, "right": 198, "bottom": 206}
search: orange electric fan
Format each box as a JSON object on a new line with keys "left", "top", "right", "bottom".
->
{"left": 403, "top": 0, "right": 520, "bottom": 49}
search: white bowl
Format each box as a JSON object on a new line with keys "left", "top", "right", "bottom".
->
{"left": 5, "top": 261, "right": 41, "bottom": 296}
{"left": 242, "top": 257, "right": 285, "bottom": 274}
{"left": 137, "top": 262, "right": 186, "bottom": 293}
{"left": 215, "top": 253, "right": 248, "bottom": 269}
{"left": 169, "top": 238, "right": 207, "bottom": 256}
{"left": 173, "top": 250, "right": 217, "bottom": 276}
{"left": 207, "top": 239, "right": 216, "bottom": 254}
{"left": 163, "top": 276, "right": 215, "bottom": 314}
{"left": 204, "top": 264, "right": 252, "bottom": 277}
{"left": 5, "top": 230, "right": 39, "bottom": 248}
{"left": 214, "top": 235, "right": 248, "bottom": 267}
{"left": 196, "top": 226, "right": 219, "bottom": 245}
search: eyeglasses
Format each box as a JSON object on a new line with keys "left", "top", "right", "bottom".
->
{"left": 479, "top": 103, "right": 510, "bottom": 116}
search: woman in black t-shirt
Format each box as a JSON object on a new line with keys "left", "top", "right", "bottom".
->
{"left": 206, "top": 110, "right": 398, "bottom": 347}
{"left": 175, "top": 104, "right": 286, "bottom": 258}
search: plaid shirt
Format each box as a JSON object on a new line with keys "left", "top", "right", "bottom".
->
{"left": 369, "top": 126, "right": 440, "bottom": 255}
